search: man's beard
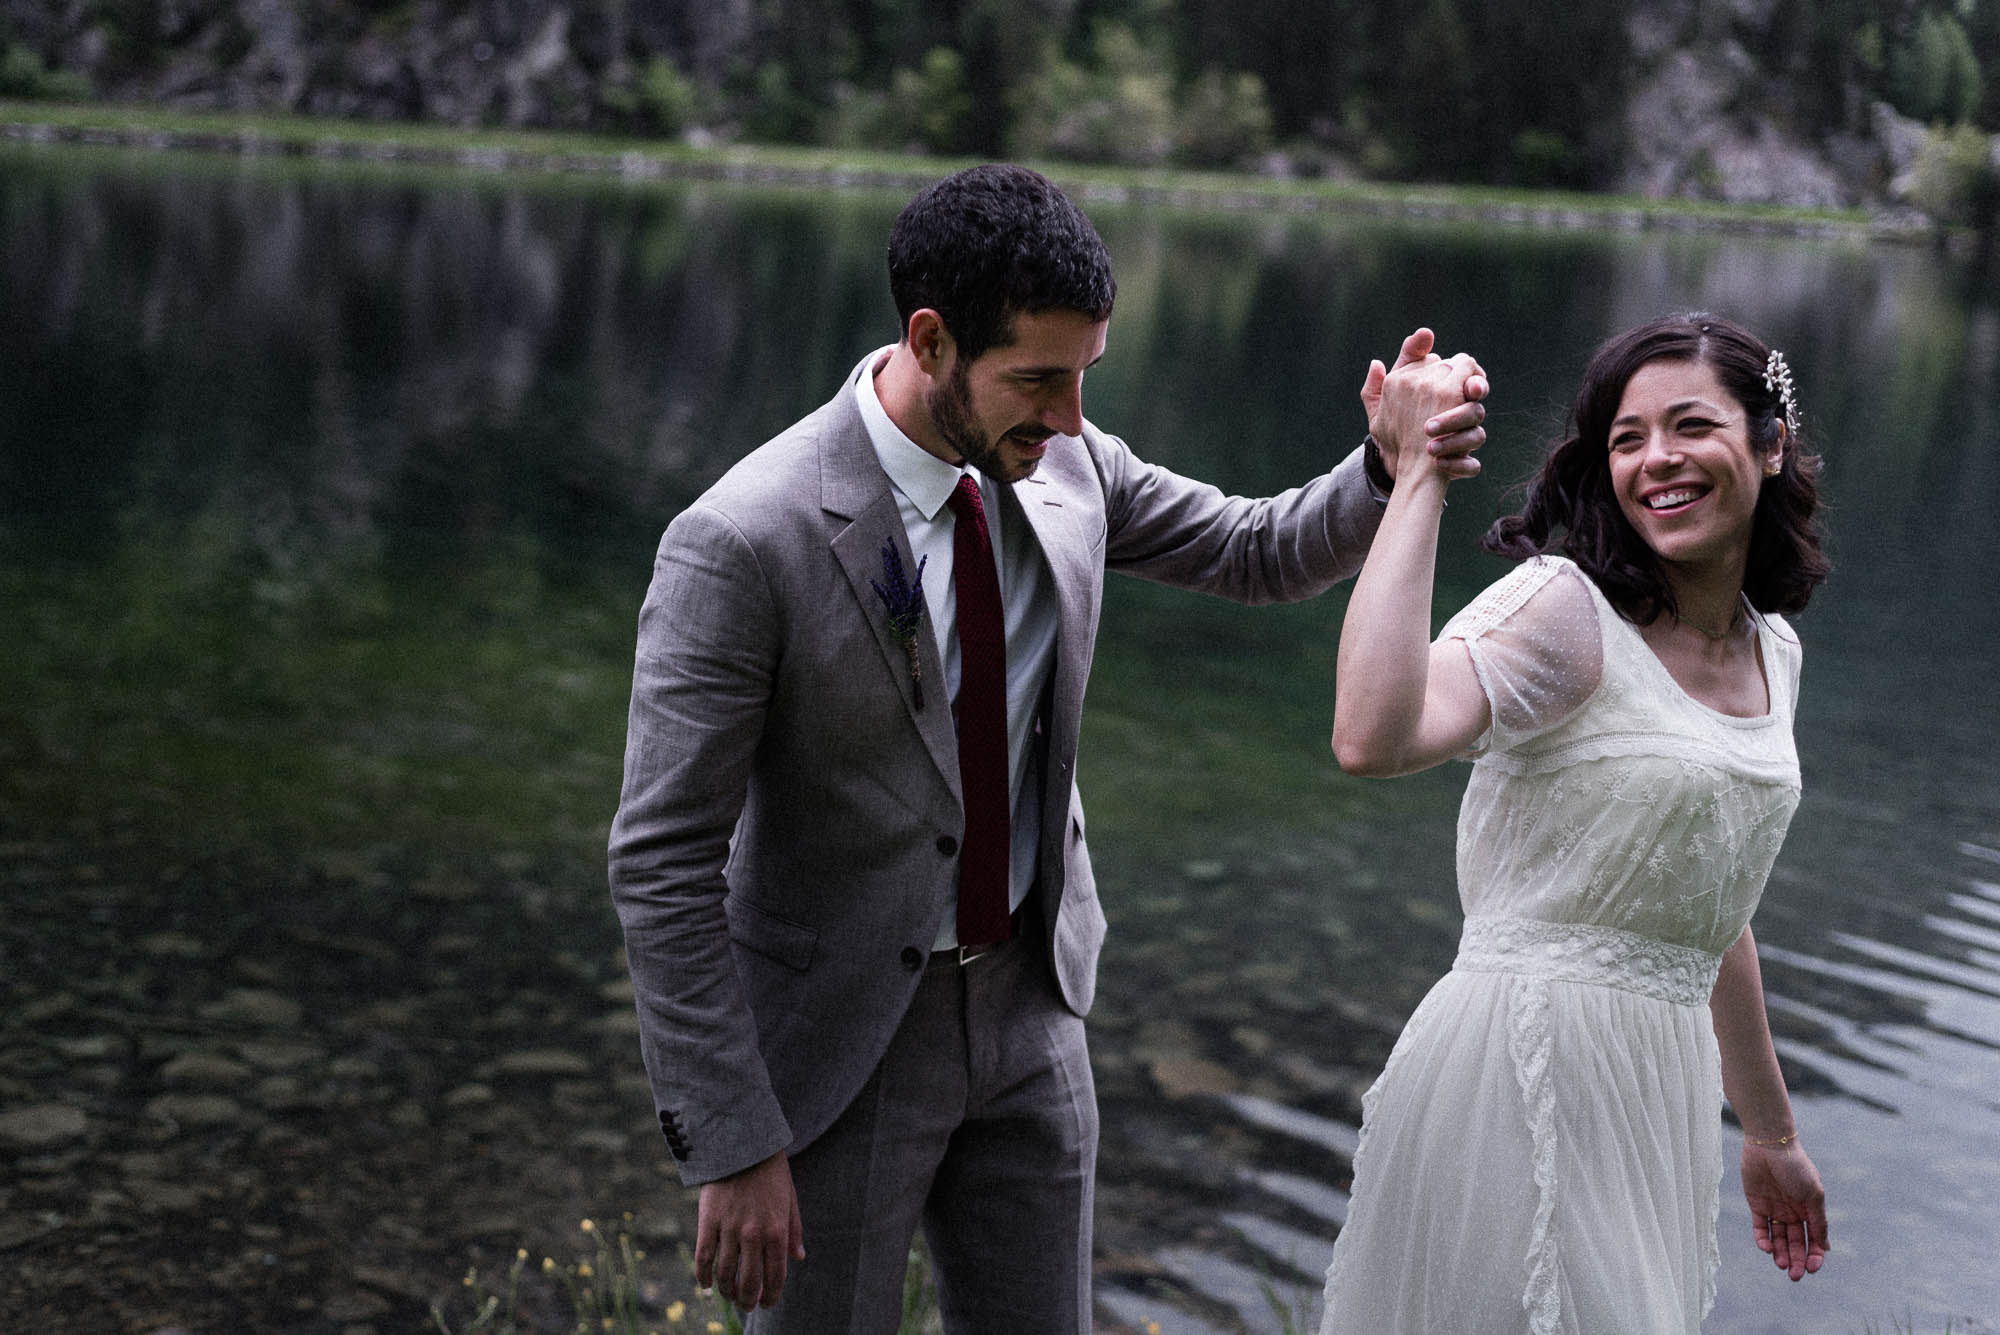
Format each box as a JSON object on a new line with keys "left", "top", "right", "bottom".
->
{"left": 927, "top": 360, "right": 1025, "bottom": 483}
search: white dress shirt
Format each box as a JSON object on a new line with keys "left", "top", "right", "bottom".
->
{"left": 854, "top": 350, "right": 1059, "bottom": 950}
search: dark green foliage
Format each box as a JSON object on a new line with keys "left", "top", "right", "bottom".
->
{"left": 0, "top": 42, "right": 91, "bottom": 100}
{"left": 1836, "top": 2, "right": 2000, "bottom": 131}
{"left": 1968, "top": 0, "right": 2000, "bottom": 128}
{"left": 1891, "top": 10, "right": 1985, "bottom": 123}
{"left": 1909, "top": 121, "right": 2000, "bottom": 233}
{"left": 627, "top": 57, "right": 701, "bottom": 136}
{"left": 8, "top": 0, "right": 2000, "bottom": 175}
{"left": 1176, "top": 68, "right": 1275, "bottom": 168}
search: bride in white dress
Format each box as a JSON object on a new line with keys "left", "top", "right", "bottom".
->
{"left": 1321, "top": 314, "right": 1831, "bottom": 1334}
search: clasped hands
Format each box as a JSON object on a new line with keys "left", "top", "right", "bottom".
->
{"left": 1363, "top": 328, "right": 1490, "bottom": 486}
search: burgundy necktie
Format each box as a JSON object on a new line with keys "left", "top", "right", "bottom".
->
{"left": 945, "top": 474, "right": 1012, "bottom": 951}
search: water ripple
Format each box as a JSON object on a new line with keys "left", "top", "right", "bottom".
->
{"left": 1213, "top": 1092, "right": 1360, "bottom": 1162}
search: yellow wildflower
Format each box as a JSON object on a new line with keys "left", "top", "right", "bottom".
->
{"left": 707, "top": 1323, "right": 725, "bottom": 1334}
{"left": 580, "top": 1217, "right": 596, "bottom": 1233}
{"left": 665, "top": 1301, "right": 685, "bottom": 1322}
{"left": 542, "top": 1257, "right": 557, "bottom": 1273}
{"left": 579, "top": 1262, "right": 595, "bottom": 1278}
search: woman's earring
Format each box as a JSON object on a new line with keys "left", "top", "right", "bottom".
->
{"left": 1763, "top": 460, "right": 1782, "bottom": 477}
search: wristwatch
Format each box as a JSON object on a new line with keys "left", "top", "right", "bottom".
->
{"left": 1362, "top": 433, "right": 1394, "bottom": 495}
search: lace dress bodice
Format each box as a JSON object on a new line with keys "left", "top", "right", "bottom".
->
{"left": 1441, "top": 555, "right": 1802, "bottom": 957}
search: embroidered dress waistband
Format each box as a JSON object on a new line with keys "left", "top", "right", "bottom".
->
{"left": 1453, "top": 915, "right": 1722, "bottom": 1007}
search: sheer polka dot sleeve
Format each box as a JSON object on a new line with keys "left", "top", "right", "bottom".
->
{"left": 1439, "top": 556, "right": 1604, "bottom": 756}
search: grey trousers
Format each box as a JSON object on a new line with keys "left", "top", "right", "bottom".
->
{"left": 748, "top": 927, "right": 1099, "bottom": 1335}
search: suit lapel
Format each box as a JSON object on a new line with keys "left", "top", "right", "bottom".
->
{"left": 820, "top": 380, "right": 960, "bottom": 795}
{"left": 1008, "top": 471, "right": 1096, "bottom": 731}
{"left": 816, "top": 356, "right": 1103, "bottom": 802}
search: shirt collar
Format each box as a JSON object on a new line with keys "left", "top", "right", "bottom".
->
{"left": 854, "top": 346, "right": 974, "bottom": 521}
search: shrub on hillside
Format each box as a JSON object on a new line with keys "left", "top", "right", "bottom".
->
{"left": 1909, "top": 121, "right": 2000, "bottom": 233}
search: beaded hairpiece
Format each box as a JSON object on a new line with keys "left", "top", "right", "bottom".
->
{"left": 1762, "top": 349, "right": 1801, "bottom": 438}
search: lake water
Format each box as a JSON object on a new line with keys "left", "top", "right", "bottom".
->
{"left": 2, "top": 145, "right": 1996, "bottom": 1333}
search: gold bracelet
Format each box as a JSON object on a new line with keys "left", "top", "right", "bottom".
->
{"left": 1746, "top": 1130, "right": 1798, "bottom": 1147}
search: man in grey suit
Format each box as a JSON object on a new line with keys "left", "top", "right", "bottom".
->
{"left": 608, "top": 163, "right": 1487, "bottom": 1334}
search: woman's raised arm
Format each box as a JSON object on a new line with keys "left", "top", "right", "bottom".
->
{"left": 1333, "top": 353, "right": 1494, "bottom": 777}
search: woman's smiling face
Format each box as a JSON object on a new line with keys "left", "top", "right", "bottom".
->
{"left": 1607, "top": 356, "right": 1784, "bottom": 582}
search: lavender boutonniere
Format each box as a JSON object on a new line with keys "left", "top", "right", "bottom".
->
{"left": 870, "top": 538, "right": 929, "bottom": 710}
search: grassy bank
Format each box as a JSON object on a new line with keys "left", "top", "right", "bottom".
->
{"left": 0, "top": 96, "right": 1919, "bottom": 242}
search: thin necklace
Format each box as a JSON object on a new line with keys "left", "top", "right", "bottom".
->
{"left": 1674, "top": 600, "right": 1746, "bottom": 642}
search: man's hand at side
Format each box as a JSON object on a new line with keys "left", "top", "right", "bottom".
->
{"left": 695, "top": 1150, "right": 806, "bottom": 1311}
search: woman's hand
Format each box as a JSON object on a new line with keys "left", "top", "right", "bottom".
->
{"left": 1360, "top": 328, "right": 1488, "bottom": 483}
{"left": 1740, "top": 1141, "right": 1828, "bottom": 1280}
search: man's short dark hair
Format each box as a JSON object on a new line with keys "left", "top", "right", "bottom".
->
{"left": 887, "top": 164, "right": 1116, "bottom": 364}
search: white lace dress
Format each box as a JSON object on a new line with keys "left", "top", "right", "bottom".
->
{"left": 1320, "top": 556, "right": 1803, "bottom": 1335}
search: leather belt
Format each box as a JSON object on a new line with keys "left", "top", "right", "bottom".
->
{"left": 938, "top": 904, "right": 1027, "bottom": 965}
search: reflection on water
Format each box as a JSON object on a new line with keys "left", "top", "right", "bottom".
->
{"left": 2, "top": 146, "right": 1997, "bottom": 1332}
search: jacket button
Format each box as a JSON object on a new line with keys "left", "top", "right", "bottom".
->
{"left": 936, "top": 835, "right": 957, "bottom": 856}
{"left": 900, "top": 946, "right": 924, "bottom": 970}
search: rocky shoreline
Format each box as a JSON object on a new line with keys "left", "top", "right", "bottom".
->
{"left": 0, "top": 826, "right": 694, "bottom": 1333}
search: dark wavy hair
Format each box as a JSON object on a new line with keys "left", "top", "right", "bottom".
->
{"left": 886, "top": 164, "right": 1116, "bottom": 364}
{"left": 1481, "top": 312, "right": 1829, "bottom": 623}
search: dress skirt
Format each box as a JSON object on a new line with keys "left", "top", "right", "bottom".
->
{"left": 1320, "top": 921, "right": 1727, "bottom": 1335}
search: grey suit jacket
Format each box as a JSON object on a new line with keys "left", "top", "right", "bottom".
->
{"left": 608, "top": 356, "right": 1386, "bottom": 1186}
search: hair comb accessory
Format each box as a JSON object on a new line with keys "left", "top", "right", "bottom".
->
{"left": 1762, "top": 349, "right": 1801, "bottom": 438}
